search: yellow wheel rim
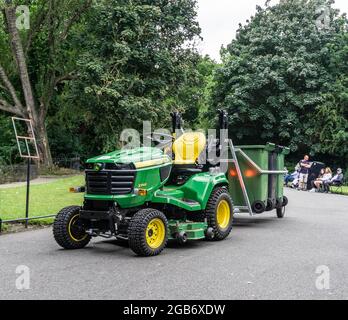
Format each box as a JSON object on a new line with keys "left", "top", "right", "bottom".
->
{"left": 216, "top": 200, "right": 231, "bottom": 230}
{"left": 68, "top": 214, "right": 88, "bottom": 242}
{"left": 146, "top": 218, "right": 165, "bottom": 249}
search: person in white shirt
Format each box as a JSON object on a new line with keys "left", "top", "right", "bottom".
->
{"left": 323, "top": 168, "right": 344, "bottom": 193}
{"left": 309, "top": 167, "right": 332, "bottom": 192}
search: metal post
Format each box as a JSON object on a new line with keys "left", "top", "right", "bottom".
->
{"left": 11, "top": 118, "right": 40, "bottom": 229}
{"left": 25, "top": 158, "right": 30, "bottom": 228}
{"left": 229, "top": 139, "right": 253, "bottom": 216}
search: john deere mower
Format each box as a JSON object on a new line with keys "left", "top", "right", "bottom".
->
{"left": 53, "top": 110, "right": 289, "bottom": 256}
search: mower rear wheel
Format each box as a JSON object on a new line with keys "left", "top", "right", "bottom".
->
{"left": 128, "top": 209, "right": 168, "bottom": 257}
{"left": 205, "top": 187, "right": 234, "bottom": 241}
{"left": 53, "top": 206, "right": 91, "bottom": 249}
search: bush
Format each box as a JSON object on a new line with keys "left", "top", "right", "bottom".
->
{"left": 0, "top": 164, "right": 39, "bottom": 184}
{"left": 39, "top": 165, "right": 81, "bottom": 176}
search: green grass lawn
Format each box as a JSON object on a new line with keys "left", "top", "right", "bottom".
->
{"left": 0, "top": 175, "right": 84, "bottom": 224}
{"left": 331, "top": 185, "right": 348, "bottom": 195}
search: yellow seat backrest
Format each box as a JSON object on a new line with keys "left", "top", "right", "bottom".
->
{"left": 172, "top": 132, "right": 206, "bottom": 165}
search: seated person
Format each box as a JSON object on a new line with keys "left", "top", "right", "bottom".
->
{"left": 309, "top": 168, "right": 332, "bottom": 192}
{"left": 288, "top": 162, "right": 302, "bottom": 188}
{"left": 284, "top": 170, "right": 299, "bottom": 186}
{"left": 291, "top": 176, "right": 300, "bottom": 189}
{"left": 323, "top": 168, "right": 344, "bottom": 193}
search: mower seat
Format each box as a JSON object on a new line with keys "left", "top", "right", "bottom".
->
{"left": 172, "top": 132, "right": 206, "bottom": 166}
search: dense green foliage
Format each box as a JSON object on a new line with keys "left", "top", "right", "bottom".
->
{"left": 56, "top": 0, "right": 202, "bottom": 154}
{"left": 0, "top": 0, "right": 206, "bottom": 160}
{"left": 0, "top": 0, "right": 347, "bottom": 170}
{"left": 0, "top": 0, "right": 96, "bottom": 165}
{"left": 0, "top": 115, "right": 18, "bottom": 165}
{"left": 210, "top": 0, "right": 347, "bottom": 166}
{"left": 310, "top": 30, "right": 348, "bottom": 163}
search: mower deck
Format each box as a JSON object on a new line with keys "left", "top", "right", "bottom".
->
{"left": 167, "top": 220, "right": 208, "bottom": 240}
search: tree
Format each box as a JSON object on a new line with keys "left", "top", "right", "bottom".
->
{"left": 0, "top": 114, "right": 18, "bottom": 165}
{"left": 60, "top": 0, "right": 201, "bottom": 153}
{"left": 0, "top": 0, "right": 92, "bottom": 166}
{"left": 310, "top": 29, "right": 348, "bottom": 164}
{"left": 210, "top": 0, "right": 347, "bottom": 159}
{"left": 181, "top": 55, "right": 218, "bottom": 127}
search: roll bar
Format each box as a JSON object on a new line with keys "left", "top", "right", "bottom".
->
{"left": 170, "top": 112, "right": 183, "bottom": 134}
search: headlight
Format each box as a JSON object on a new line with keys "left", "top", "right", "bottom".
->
{"left": 93, "top": 163, "right": 104, "bottom": 171}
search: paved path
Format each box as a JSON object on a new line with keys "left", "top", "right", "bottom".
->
{"left": 0, "top": 189, "right": 347, "bottom": 300}
{"left": 0, "top": 176, "right": 76, "bottom": 189}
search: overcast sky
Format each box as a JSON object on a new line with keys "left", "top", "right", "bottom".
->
{"left": 196, "top": 0, "right": 348, "bottom": 61}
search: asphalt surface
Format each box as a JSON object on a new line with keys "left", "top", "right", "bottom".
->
{"left": 0, "top": 188, "right": 347, "bottom": 300}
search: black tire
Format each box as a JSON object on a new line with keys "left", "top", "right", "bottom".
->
{"left": 53, "top": 206, "right": 91, "bottom": 249}
{"left": 204, "top": 187, "right": 234, "bottom": 241}
{"left": 176, "top": 231, "right": 188, "bottom": 245}
{"left": 276, "top": 206, "right": 286, "bottom": 219}
{"left": 128, "top": 209, "right": 168, "bottom": 257}
{"left": 252, "top": 200, "right": 266, "bottom": 214}
{"left": 276, "top": 198, "right": 283, "bottom": 209}
{"left": 266, "top": 199, "right": 275, "bottom": 211}
{"left": 282, "top": 196, "right": 289, "bottom": 207}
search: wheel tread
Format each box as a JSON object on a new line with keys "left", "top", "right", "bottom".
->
{"left": 53, "top": 206, "right": 91, "bottom": 249}
{"left": 128, "top": 209, "right": 168, "bottom": 257}
{"left": 205, "top": 186, "right": 234, "bottom": 241}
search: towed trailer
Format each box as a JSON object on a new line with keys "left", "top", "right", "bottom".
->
{"left": 52, "top": 110, "right": 290, "bottom": 256}
{"left": 228, "top": 142, "right": 289, "bottom": 217}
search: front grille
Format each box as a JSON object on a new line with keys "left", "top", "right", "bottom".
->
{"left": 86, "top": 169, "right": 136, "bottom": 195}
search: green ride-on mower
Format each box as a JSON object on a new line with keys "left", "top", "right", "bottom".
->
{"left": 53, "top": 111, "right": 289, "bottom": 256}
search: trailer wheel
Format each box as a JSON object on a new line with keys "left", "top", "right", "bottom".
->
{"left": 128, "top": 209, "right": 168, "bottom": 257}
{"left": 205, "top": 187, "right": 234, "bottom": 241}
{"left": 266, "top": 199, "right": 275, "bottom": 211}
{"left": 252, "top": 200, "right": 266, "bottom": 214}
{"left": 276, "top": 206, "right": 286, "bottom": 219}
{"left": 282, "top": 196, "right": 289, "bottom": 207}
{"left": 53, "top": 206, "right": 91, "bottom": 249}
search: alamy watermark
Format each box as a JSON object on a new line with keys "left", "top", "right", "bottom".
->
{"left": 0, "top": 2, "right": 30, "bottom": 30}
{"left": 119, "top": 122, "right": 232, "bottom": 173}
{"left": 315, "top": 265, "right": 330, "bottom": 290}
{"left": 15, "top": 5, "right": 30, "bottom": 30}
{"left": 15, "top": 265, "right": 30, "bottom": 290}
{"left": 1, "top": 2, "right": 332, "bottom": 33}
{"left": 315, "top": 5, "right": 331, "bottom": 31}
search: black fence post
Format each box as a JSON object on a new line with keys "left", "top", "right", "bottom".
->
{"left": 25, "top": 158, "right": 30, "bottom": 228}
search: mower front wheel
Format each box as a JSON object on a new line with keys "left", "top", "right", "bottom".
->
{"left": 128, "top": 209, "right": 168, "bottom": 257}
{"left": 53, "top": 206, "right": 91, "bottom": 249}
{"left": 205, "top": 187, "right": 234, "bottom": 241}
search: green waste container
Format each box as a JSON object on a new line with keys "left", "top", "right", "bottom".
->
{"left": 275, "top": 145, "right": 290, "bottom": 206}
{"left": 228, "top": 143, "right": 276, "bottom": 214}
{"left": 266, "top": 146, "right": 290, "bottom": 211}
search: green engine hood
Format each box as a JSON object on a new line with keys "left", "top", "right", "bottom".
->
{"left": 86, "top": 147, "right": 172, "bottom": 169}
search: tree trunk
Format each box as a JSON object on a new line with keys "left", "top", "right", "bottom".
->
{"left": 35, "top": 116, "right": 53, "bottom": 167}
{"left": 4, "top": 6, "right": 38, "bottom": 122}
{"left": 4, "top": 4, "right": 53, "bottom": 167}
